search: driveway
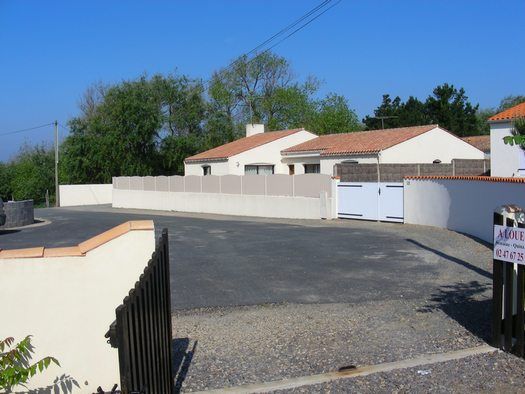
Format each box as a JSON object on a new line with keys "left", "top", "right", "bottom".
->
{"left": 2, "top": 205, "right": 515, "bottom": 392}
{"left": 0, "top": 205, "right": 491, "bottom": 310}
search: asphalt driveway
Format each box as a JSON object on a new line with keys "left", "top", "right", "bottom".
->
{"left": 0, "top": 205, "right": 492, "bottom": 310}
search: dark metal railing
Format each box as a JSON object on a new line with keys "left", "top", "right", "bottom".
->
{"left": 493, "top": 208, "right": 525, "bottom": 358}
{"left": 107, "top": 229, "right": 173, "bottom": 393}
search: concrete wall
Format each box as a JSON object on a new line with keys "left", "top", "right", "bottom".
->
{"left": 60, "top": 184, "right": 113, "bottom": 207}
{"left": 490, "top": 121, "right": 525, "bottom": 177}
{"left": 335, "top": 159, "right": 490, "bottom": 182}
{"left": 113, "top": 174, "right": 337, "bottom": 219}
{"left": 382, "top": 127, "right": 485, "bottom": 163}
{"left": 1, "top": 200, "right": 34, "bottom": 228}
{"left": 404, "top": 177, "right": 525, "bottom": 242}
{"left": 184, "top": 130, "right": 317, "bottom": 176}
{"left": 0, "top": 223, "right": 155, "bottom": 393}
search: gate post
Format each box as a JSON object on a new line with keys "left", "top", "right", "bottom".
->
{"left": 492, "top": 205, "right": 525, "bottom": 358}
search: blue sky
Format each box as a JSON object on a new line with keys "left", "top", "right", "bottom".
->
{"left": 1, "top": 0, "right": 524, "bottom": 161}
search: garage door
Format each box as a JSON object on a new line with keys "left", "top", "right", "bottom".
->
{"left": 337, "top": 182, "right": 404, "bottom": 223}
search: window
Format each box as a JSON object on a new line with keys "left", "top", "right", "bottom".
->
{"left": 288, "top": 165, "right": 295, "bottom": 175}
{"left": 244, "top": 165, "right": 274, "bottom": 175}
{"left": 202, "top": 165, "right": 211, "bottom": 176}
{"left": 304, "top": 164, "right": 320, "bottom": 174}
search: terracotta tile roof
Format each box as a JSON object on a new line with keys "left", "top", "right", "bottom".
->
{"left": 185, "top": 128, "right": 304, "bottom": 162}
{"left": 489, "top": 102, "right": 525, "bottom": 121}
{"left": 461, "top": 135, "right": 490, "bottom": 152}
{"left": 0, "top": 220, "right": 154, "bottom": 259}
{"left": 405, "top": 175, "right": 525, "bottom": 183}
{"left": 282, "top": 125, "right": 438, "bottom": 156}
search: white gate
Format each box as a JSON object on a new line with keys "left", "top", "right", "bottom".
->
{"left": 337, "top": 182, "right": 404, "bottom": 223}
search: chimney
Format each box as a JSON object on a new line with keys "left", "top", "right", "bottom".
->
{"left": 246, "top": 123, "right": 266, "bottom": 137}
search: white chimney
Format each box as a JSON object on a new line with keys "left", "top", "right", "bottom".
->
{"left": 246, "top": 123, "right": 266, "bottom": 137}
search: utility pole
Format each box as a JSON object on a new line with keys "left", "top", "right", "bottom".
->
{"left": 54, "top": 120, "right": 60, "bottom": 207}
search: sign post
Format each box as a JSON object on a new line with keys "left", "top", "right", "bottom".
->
{"left": 492, "top": 206, "right": 525, "bottom": 358}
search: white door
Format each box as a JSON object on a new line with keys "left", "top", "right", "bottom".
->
{"left": 337, "top": 182, "right": 403, "bottom": 223}
{"left": 337, "top": 182, "right": 379, "bottom": 220}
{"left": 378, "top": 183, "right": 404, "bottom": 222}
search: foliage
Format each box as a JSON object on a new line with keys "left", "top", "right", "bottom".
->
{"left": 306, "top": 93, "right": 361, "bottom": 134}
{"left": 363, "top": 84, "right": 479, "bottom": 136}
{"left": 0, "top": 336, "right": 59, "bottom": 391}
{"left": 503, "top": 117, "right": 525, "bottom": 148}
{"left": 1, "top": 145, "right": 55, "bottom": 204}
{"left": 477, "top": 95, "right": 525, "bottom": 134}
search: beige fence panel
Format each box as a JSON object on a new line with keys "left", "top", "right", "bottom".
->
{"left": 184, "top": 175, "right": 202, "bottom": 193}
{"left": 169, "top": 176, "right": 184, "bottom": 192}
{"left": 266, "top": 174, "right": 293, "bottom": 196}
{"left": 155, "top": 176, "right": 169, "bottom": 192}
{"left": 221, "top": 175, "right": 242, "bottom": 194}
{"left": 202, "top": 175, "right": 221, "bottom": 193}
{"left": 294, "top": 174, "right": 332, "bottom": 198}
{"left": 116, "top": 177, "right": 131, "bottom": 190}
{"left": 143, "top": 176, "right": 155, "bottom": 191}
{"left": 130, "top": 176, "right": 144, "bottom": 191}
{"left": 242, "top": 175, "right": 266, "bottom": 195}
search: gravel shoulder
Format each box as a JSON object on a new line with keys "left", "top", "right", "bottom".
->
{"left": 172, "top": 293, "right": 499, "bottom": 392}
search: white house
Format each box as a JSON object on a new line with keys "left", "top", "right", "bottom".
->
{"left": 184, "top": 124, "right": 317, "bottom": 176}
{"left": 489, "top": 102, "right": 525, "bottom": 177}
{"left": 461, "top": 135, "right": 490, "bottom": 160}
{"left": 281, "top": 124, "right": 485, "bottom": 175}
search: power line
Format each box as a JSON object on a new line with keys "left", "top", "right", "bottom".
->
{"left": 0, "top": 122, "right": 54, "bottom": 137}
{"left": 207, "top": 0, "right": 342, "bottom": 86}
{"left": 244, "top": 0, "right": 332, "bottom": 58}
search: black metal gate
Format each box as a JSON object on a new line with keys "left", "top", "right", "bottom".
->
{"left": 493, "top": 208, "right": 525, "bottom": 358}
{"left": 107, "top": 229, "right": 173, "bottom": 393}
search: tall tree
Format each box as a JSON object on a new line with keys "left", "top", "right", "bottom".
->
{"left": 306, "top": 93, "right": 361, "bottom": 134}
{"left": 425, "top": 83, "right": 479, "bottom": 136}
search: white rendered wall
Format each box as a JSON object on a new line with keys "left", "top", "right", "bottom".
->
{"left": 490, "top": 121, "right": 525, "bottom": 177}
{"left": 381, "top": 127, "right": 484, "bottom": 163}
{"left": 59, "top": 184, "right": 113, "bottom": 206}
{"left": 404, "top": 178, "right": 525, "bottom": 242}
{"left": 184, "top": 160, "right": 229, "bottom": 176}
{"left": 0, "top": 230, "right": 155, "bottom": 393}
{"left": 113, "top": 189, "right": 336, "bottom": 220}
{"left": 183, "top": 130, "right": 317, "bottom": 176}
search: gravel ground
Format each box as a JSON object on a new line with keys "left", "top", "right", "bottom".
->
{"left": 277, "top": 351, "right": 525, "bottom": 393}
{"left": 172, "top": 294, "right": 498, "bottom": 392}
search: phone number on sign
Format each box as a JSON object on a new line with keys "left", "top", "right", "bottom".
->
{"left": 495, "top": 248, "right": 524, "bottom": 262}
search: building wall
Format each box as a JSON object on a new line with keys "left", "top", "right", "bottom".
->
{"left": 59, "top": 184, "right": 113, "bottom": 206}
{"left": 184, "top": 160, "right": 229, "bottom": 176}
{"left": 282, "top": 154, "right": 378, "bottom": 175}
{"left": 381, "top": 127, "right": 484, "bottom": 163}
{"left": 490, "top": 121, "right": 525, "bottom": 177}
{"left": 0, "top": 227, "right": 155, "bottom": 393}
{"left": 404, "top": 177, "right": 525, "bottom": 243}
{"left": 183, "top": 130, "right": 317, "bottom": 176}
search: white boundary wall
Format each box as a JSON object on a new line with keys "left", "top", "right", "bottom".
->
{"left": 112, "top": 174, "right": 338, "bottom": 219}
{"left": 0, "top": 229, "right": 155, "bottom": 393}
{"left": 113, "top": 189, "right": 336, "bottom": 219}
{"left": 404, "top": 177, "right": 525, "bottom": 242}
{"left": 60, "top": 184, "right": 112, "bottom": 206}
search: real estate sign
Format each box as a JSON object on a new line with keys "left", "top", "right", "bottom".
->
{"left": 494, "top": 225, "right": 525, "bottom": 265}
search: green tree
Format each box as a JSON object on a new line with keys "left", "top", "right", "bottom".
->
{"left": 9, "top": 144, "right": 54, "bottom": 204}
{"left": 425, "top": 83, "right": 479, "bottom": 136}
{"left": 364, "top": 84, "right": 480, "bottom": 136}
{"left": 307, "top": 93, "right": 361, "bottom": 134}
{"left": 0, "top": 163, "right": 13, "bottom": 201}
{"left": 498, "top": 95, "right": 525, "bottom": 111}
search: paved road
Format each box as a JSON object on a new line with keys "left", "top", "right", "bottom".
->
{"left": 0, "top": 205, "right": 492, "bottom": 310}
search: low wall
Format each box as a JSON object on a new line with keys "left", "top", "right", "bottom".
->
{"left": 404, "top": 176, "right": 525, "bottom": 242}
{"left": 113, "top": 189, "right": 335, "bottom": 219}
{"left": 112, "top": 174, "right": 337, "bottom": 219}
{"left": 0, "top": 221, "right": 155, "bottom": 393}
{"left": 59, "top": 184, "right": 113, "bottom": 207}
{"left": 1, "top": 199, "right": 34, "bottom": 228}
